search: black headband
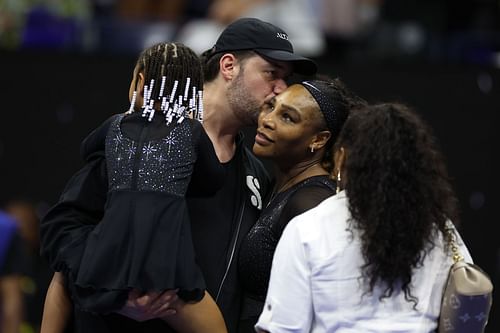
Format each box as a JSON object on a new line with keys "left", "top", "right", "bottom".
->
{"left": 300, "top": 80, "right": 343, "bottom": 136}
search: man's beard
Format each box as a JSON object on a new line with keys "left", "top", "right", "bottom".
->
{"left": 227, "top": 70, "right": 261, "bottom": 126}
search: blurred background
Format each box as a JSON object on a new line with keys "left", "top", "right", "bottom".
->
{"left": 0, "top": 0, "right": 498, "bottom": 332}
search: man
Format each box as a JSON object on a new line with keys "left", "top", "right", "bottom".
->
{"left": 185, "top": 18, "right": 316, "bottom": 331}
{"left": 40, "top": 18, "right": 317, "bottom": 332}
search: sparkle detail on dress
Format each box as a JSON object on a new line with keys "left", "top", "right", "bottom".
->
{"left": 105, "top": 115, "right": 196, "bottom": 195}
{"left": 239, "top": 176, "right": 336, "bottom": 300}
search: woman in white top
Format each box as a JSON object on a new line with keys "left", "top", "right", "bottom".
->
{"left": 256, "top": 103, "right": 473, "bottom": 333}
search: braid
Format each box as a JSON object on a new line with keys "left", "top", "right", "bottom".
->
{"left": 131, "top": 42, "right": 204, "bottom": 121}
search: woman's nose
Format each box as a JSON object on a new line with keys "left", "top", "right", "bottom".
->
{"left": 260, "top": 112, "right": 275, "bottom": 129}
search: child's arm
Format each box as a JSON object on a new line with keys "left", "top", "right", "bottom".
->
{"left": 118, "top": 290, "right": 227, "bottom": 333}
{"left": 163, "top": 291, "right": 227, "bottom": 333}
{"left": 40, "top": 272, "right": 71, "bottom": 333}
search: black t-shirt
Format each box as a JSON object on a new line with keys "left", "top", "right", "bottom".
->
{"left": 187, "top": 156, "right": 238, "bottom": 297}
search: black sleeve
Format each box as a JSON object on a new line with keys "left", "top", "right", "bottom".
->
{"left": 39, "top": 153, "right": 108, "bottom": 271}
{"left": 80, "top": 114, "right": 119, "bottom": 161}
{"left": 275, "top": 185, "right": 334, "bottom": 235}
{"left": 186, "top": 121, "right": 225, "bottom": 197}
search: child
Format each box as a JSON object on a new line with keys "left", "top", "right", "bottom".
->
{"left": 41, "top": 42, "right": 227, "bottom": 333}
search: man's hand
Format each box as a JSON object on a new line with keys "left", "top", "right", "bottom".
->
{"left": 116, "top": 289, "right": 179, "bottom": 322}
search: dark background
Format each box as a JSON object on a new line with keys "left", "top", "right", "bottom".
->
{"left": 0, "top": 0, "right": 499, "bottom": 331}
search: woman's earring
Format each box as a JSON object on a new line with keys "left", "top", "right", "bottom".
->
{"left": 336, "top": 169, "right": 341, "bottom": 194}
{"left": 310, "top": 146, "right": 315, "bottom": 153}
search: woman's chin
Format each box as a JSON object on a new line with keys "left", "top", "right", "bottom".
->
{"left": 253, "top": 144, "right": 270, "bottom": 158}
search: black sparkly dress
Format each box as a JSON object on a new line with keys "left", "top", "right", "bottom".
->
{"left": 59, "top": 112, "right": 224, "bottom": 314}
{"left": 237, "top": 175, "right": 336, "bottom": 332}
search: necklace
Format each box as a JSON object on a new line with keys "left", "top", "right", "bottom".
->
{"left": 266, "top": 162, "right": 320, "bottom": 208}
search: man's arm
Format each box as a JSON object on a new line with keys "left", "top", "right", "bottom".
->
{"left": 40, "top": 152, "right": 178, "bottom": 322}
{"left": 37, "top": 153, "right": 107, "bottom": 331}
{"left": 40, "top": 113, "right": 117, "bottom": 270}
{"left": 40, "top": 152, "right": 108, "bottom": 272}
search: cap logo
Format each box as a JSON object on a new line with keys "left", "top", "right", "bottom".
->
{"left": 276, "top": 32, "right": 289, "bottom": 41}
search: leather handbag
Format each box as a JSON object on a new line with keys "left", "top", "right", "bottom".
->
{"left": 438, "top": 225, "right": 493, "bottom": 333}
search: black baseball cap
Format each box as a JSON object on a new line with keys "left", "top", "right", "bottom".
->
{"left": 208, "top": 17, "right": 317, "bottom": 75}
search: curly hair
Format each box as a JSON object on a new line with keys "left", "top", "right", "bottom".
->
{"left": 335, "top": 103, "right": 460, "bottom": 306}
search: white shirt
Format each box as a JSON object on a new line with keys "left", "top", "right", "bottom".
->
{"left": 256, "top": 191, "right": 473, "bottom": 333}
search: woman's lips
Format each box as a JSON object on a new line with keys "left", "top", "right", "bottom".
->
{"left": 255, "top": 131, "right": 273, "bottom": 145}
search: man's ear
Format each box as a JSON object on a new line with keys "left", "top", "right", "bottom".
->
{"left": 219, "top": 53, "right": 237, "bottom": 81}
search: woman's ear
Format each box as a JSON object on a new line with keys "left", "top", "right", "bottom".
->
{"left": 311, "top": 130, "right": 331, "bottom": 151}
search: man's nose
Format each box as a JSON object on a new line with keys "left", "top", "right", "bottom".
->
{"left": 273, "top": 78, "right": 288, "bottom": 94}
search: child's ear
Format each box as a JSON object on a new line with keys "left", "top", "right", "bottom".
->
{"left": 137, "top": 72, "right": 146, "bottom": 95}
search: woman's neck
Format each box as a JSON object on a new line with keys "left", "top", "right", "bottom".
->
{"left": 273, "top": 160, "right": 328, "bottom": 194}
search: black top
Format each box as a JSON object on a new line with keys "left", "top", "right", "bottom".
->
{"left": 47, "top": 112, "right": 225, "bottom": 314}
{"left": 237, "top": 175, "right": 336, "bottom": 327}
{"left": 186, "top": 133, "right": 271, "bottom": 332}
{"left": 40, "top": 119, "right": 271, "bottom": 332}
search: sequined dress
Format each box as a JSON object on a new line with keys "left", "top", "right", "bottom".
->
{"left": 61, "top": 112, "right": 224, "bottom": 314}
{"left": 237, "top": 175, "right": 336, "bottom": 332}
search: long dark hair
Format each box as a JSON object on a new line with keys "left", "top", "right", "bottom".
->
{"left": 336, "top": 103, "right": 460, "bottom": 305}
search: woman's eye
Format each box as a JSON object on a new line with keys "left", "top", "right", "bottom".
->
{"left": 262, "top": 102, "right": 274, "bottom": 112}
{"left": 282, "top": 113, "right": 293, "bottom": 122}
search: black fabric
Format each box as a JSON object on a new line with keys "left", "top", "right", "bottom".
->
{"left": 54, "top": 113, "right": 225, "bottom": 313}
{"left": 40, "top": 125, "right": 271, "bottom": 332}
{"left": 42, "top": 154, "right": 172, "bottom": 333}
{"left": 237, "top": 175, "right": 336, "bottom": 332}
{"left": 186, "top": 133, "right": 271, "bottom": 333}
{"left": 187, "top": 158, "right": 237, "bottom": 299}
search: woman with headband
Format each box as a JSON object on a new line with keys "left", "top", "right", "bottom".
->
{"left": 256, "top": 103, "right": 475, "bottom": 332}
{"left": 237, "top": 78, "right": 367, "bottom": 332}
